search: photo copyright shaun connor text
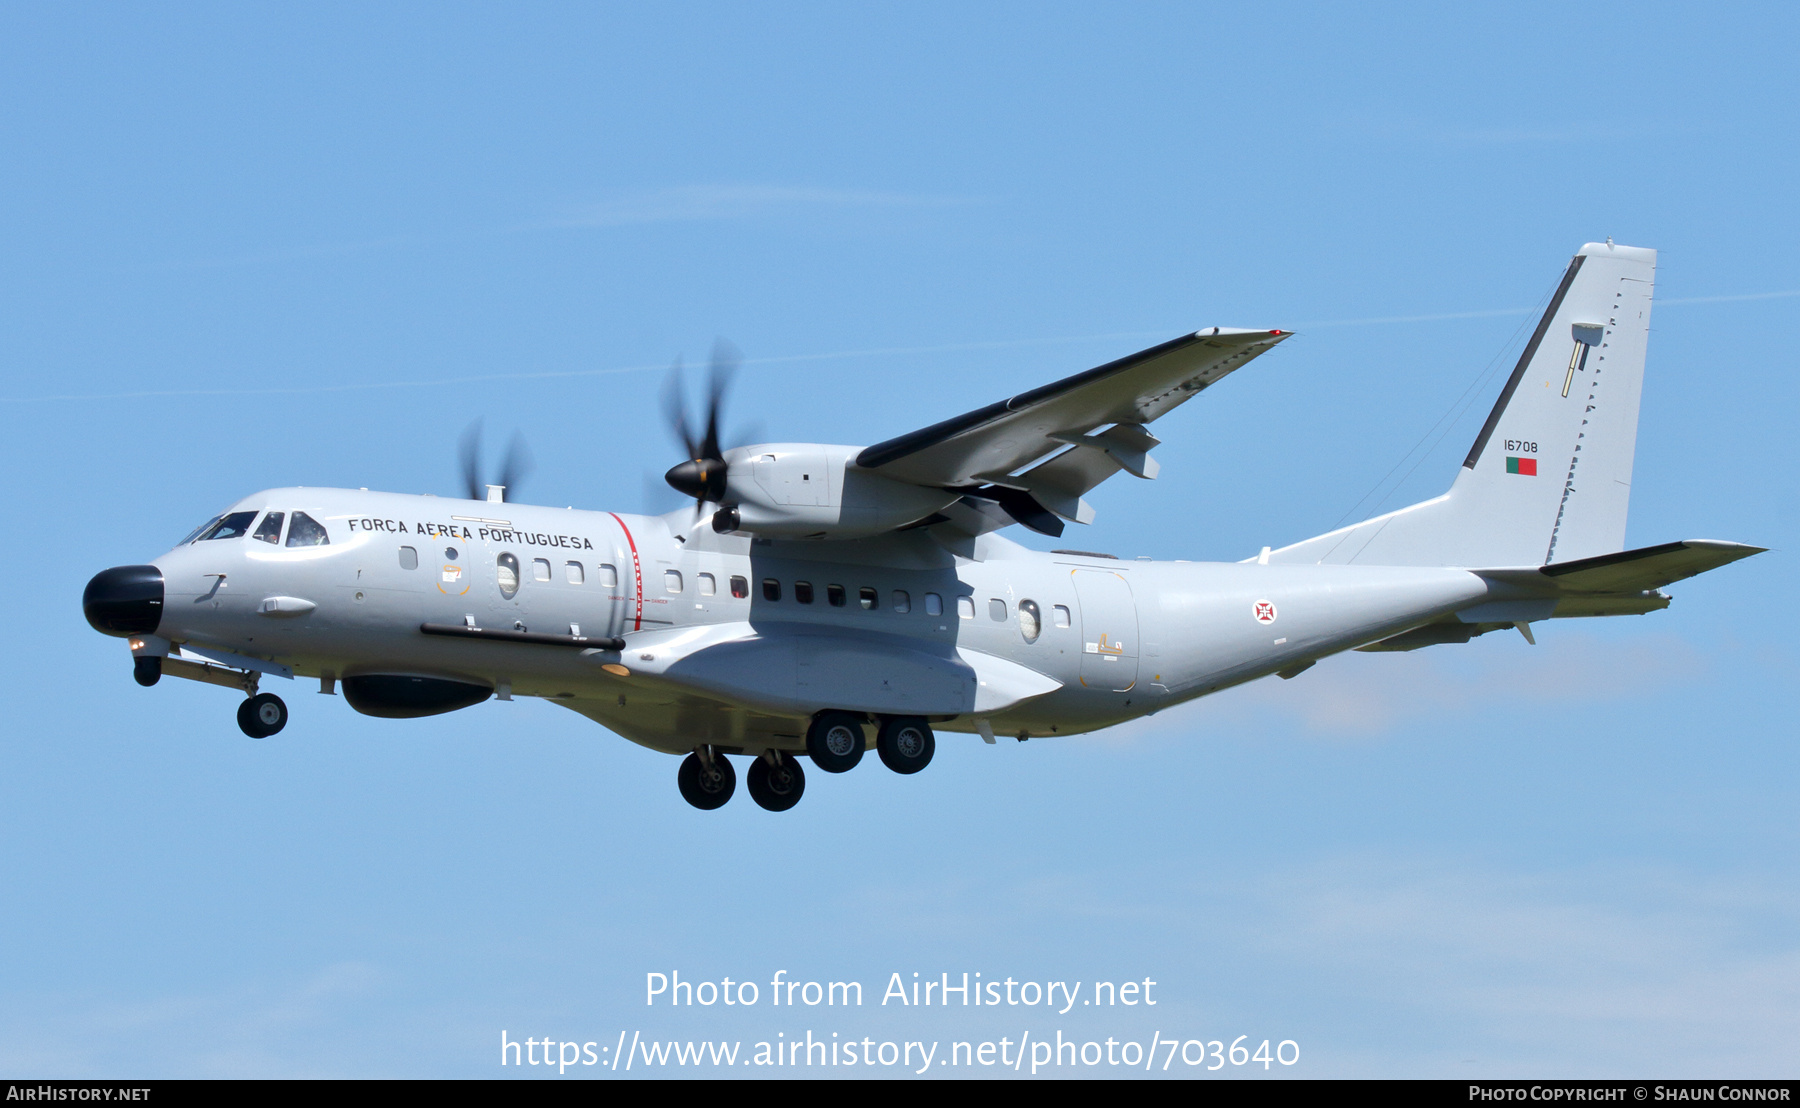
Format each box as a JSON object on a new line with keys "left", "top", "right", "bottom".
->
{"left": 498, "top": 971, "right": 1299, "bottom": 1074}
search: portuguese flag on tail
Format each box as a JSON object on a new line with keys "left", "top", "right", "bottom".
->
{"left": 1506, "top": 456, "right": 1538, "bottom": 476}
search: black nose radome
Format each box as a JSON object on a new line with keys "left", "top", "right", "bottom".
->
{"left": 83, "top": 565, "right": 164, "bottom": 637}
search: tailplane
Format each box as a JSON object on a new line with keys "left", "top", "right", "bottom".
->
{"left": 1270, "top": 241, "right": 1655, "bottom": 568}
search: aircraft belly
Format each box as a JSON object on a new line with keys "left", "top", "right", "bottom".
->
{"left": 557, "top": 695, "right": 808, "bottom": 756}
{"left": 799, "top": 639, "right": 973, "bottom": 714}
{"left": 634, "top": 625, "right": 997, "bottom": 717}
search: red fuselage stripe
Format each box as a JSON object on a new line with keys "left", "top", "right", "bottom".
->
{"left": 607, "top": 512, "right": 644, "bottom": 632}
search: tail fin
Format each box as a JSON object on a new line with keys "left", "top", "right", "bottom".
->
{"left": 1270, "top": 241, "right": 1655, "bottom": 568}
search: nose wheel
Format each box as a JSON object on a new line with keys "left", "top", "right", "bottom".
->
{"left": 236, "top": 693, "right": 288, "bottom": 739}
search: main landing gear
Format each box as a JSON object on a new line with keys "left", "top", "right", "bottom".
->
{"left": 674, "top": 714, "right": 936, "bottom": 812}
{"left": 805, "top": 711, "right": 866, "bottom": 773}
{"left": 677, "top": 748, "right": 807, "bottom": 812}
{"left": 746, "top": 751, "right": 805, "bottom": 812}
{"left": 677, "top": 748, "right": 736, "bottom": 810}
{"left": 876, "top": 716, "right": 934, "bottom": 774}
{"left": 236, "top": 693, "right": 288, "bottom": 739}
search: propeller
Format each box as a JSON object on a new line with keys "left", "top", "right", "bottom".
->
{"left": 458, "top": 420, "right": 534, "bottom": 503}
{"left": 662, "top": 339, "right": 740, "bottom": 512}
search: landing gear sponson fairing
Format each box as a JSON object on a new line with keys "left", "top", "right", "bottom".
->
{"left": 83, "top": 243, "right": 1762, "bottom": 811}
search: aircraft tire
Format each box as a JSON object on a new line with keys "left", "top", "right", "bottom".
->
{"left": 805, "top": 711, "right": 866, "bottom": 773}
{"left": 677, "top": 751, "right": 736, "bottom": 810}
{"left": 876, "top": 716, "right": 934, "bottom": 775}
{"left": 238, "top": 693, "right": 288, "bottom": 739}
{"left": 746, "top": 754, "right": 805, "bottom": 812}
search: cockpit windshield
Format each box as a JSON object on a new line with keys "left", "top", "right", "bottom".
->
{"left": 197, "top": 511, "right": 259, "bottom": 541}
{"left": 178, "top": 515, "right": 224, "bottom": 545}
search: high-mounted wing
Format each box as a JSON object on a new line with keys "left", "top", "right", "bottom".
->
{"left": 856, "top": 328, "right": 1289, "bottom": 532}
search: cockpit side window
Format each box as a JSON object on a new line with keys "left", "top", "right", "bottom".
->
{"left": 199, "top": 511, "right": 259, "bottom": 541}
{"left": 285, "top": 511, "right": 331, "bottom": 547}
{"left": 252, "top": 512, "right": 285, "bottom": 544}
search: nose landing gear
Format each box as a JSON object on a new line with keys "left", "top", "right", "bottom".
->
{"left": 236, "top": 693, "right": 288, "bottom": 739}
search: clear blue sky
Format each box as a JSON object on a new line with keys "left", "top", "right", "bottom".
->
{"left": 3, "top": 2, "right": 1795, "bottom": 1078}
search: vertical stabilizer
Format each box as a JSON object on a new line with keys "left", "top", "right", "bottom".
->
{"left": 1268, "top": 242, "right": 1655, "bottom": 568}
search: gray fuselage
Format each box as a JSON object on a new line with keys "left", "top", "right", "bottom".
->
{"left": 135, "top": 486, "right": 1495, "bottom": 755}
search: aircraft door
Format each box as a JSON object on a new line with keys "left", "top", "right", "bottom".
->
{"left": 592, "top": 513, "right": 641, "bottom": 641}
{"left": 1071, "top": 570, "right": 1139, "bottom": 692}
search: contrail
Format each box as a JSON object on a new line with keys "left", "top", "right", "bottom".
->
{"left": 3, "top": 290, "right": 1790, "bottom": 404}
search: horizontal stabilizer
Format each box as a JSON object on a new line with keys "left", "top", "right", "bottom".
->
{"left": 1478, "top": 540, "right": 1765, "bottom": 595}
{"left": 1360, "top": 540, "right": 1762, "bottom": 652}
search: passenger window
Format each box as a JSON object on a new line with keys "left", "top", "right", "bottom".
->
{"left": 795, "top": 581, "right": 815, "bottom": 604}
{"left": 252, "top": 512, "right": 284, "bottom": 544}
{"left": 496, "top": 553, "right": 520, "bottom": 599}
{"left": 199, "top": 511, "right": 258, "bottom": 540}
{"left": 665, "top": 570, "right": 683, "bottom": 593}
{"left": 698, "top": 572, "right": 716, "bottom": 596}
{"left": 892, "top": 590, "right": 911, "bottom": 613}
{"left": 762, "top": 578, "right": 781, "bottom": 602}
{"left": 1053, "top": 604, "right": 1071, "bottom": 628}
{"left": 827, "top": 584, "right": 846, "bottom": 607}
{"left": 925, "top": 593, "right": 943, "bottom": 617}
{"left": 399, "top": 546, "right": 418, "bottom": 570}
{"left": 565, "top": 561, "right": 584, "bottom": 584}
{"left": 533, "top": 558, "right": 552, "bottom": 582}
{"left": 598, "top": 564, "right": 618, "bottom": 588}
{"left": 859, "top": 587, "right": 878, "bottom": 610}
{"left": 1018, "top": 599, "right": 1042, "bottom": 643}
{"left": 730, "top": 575, "right": 748, "bottom": 599}
{"left": 989, "top": 598, "right": 1007, "bottom": 621}
{"left": 285, "top": 512, "right": 330, "bottom": 547}
{"left": 957, "top": 596, "right": 975, "bottom": 620}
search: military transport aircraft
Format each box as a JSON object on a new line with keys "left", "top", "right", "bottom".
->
{"left": 83, "top": 242, "right": 1761, "bottom": 811}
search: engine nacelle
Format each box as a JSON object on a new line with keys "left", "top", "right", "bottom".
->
{"left": 713, "top": 444, "right": 957, "bottom": 540}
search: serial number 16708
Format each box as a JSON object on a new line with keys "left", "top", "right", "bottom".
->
{"left": 1504, "top": 439, "right": 1538, "bottom": 453}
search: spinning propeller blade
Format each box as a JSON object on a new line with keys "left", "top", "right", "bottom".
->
{"left": 457, "top": 420, "right": 533, "bottom": 503}
{"left": 662, "top": 339, "right": 740, "bottom": 511}
{"left": 458, "top": 421, "right": 484, "bottom": 502}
